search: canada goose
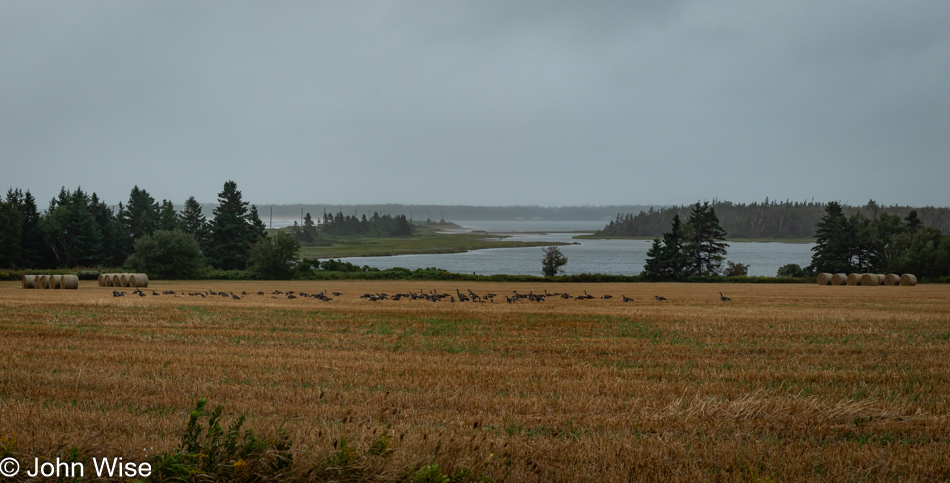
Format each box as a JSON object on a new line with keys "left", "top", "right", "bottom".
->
{"left": 622, "top": 295, "right": 634, "bottom": 302}
{"left": 719, "top": 292, "right": 731, "bottom": 302}
{"left": 654, "top": 295, "right": 667, "bottom": 301}
{"left": 601, "top": 295, "right": 613, "bottom": 299}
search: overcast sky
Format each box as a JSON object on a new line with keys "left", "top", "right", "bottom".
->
{"left": 3, "top": 1, "right": 949, "bottom": 208}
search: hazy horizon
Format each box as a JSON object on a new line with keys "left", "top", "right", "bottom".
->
{"left": 4, "top": 2, "right": 949, "bottom": 207}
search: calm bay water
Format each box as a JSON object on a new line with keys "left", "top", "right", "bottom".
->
{"left": 335, "top": 221, "right": 815, "bottom": 278}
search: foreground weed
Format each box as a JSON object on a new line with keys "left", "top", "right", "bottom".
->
{"left": 152, "top": 398, "right": 292, "bottom": 482}
{"left": 315, "top": 433, "right": 395, "bottom": 481}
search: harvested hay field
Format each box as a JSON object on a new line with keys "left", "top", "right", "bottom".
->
{"left": 1, "top": 280, "right": 949, "bottom": 481}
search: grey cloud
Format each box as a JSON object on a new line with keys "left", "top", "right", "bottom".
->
{"left": 2, "top": 1, "right": 948, "bottom": 208}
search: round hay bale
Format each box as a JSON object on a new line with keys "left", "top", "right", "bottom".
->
{"left": 62, "top": 275, "right": 79, "bottom": 289}
{"left": 48, "top": 275, "right": 62, "bottom": 289}
{"left": 22, "top": 274, "right": 36, "bottom": 289}
{"left": 876, "top": 274, "right": 886, "bottom": 285}
{"left": 847, "top": 273, "right": 861, "bottom": 286}
{"left": 816, "top": 273, "right": 833, "bottom": 285}
{"left": 884, "top": 273, "right": 901, "bottom": 286}
{"left": 130, "top": 273, "right": 149, "bottom": 288}
{"left": 831, "top": 273, "right": 848, "bottom": 285}
{"left": 35, "top": 275, "right": 48, "bottom": 289}
{"left": 120, "top": 273, "right": 132, "bottom": 287}
{"left": 98, "top": 273, "right": 107, "bottom": 287}
{"left": 111, "top": 274, "right": 122, "bottom": 287}
{"left": 900, "top": 274, "right": 918, "bottom": 286}
{"left": 860, "top": 273, "right": 879, "bottom": 286}
{"left": 105, "top": 273, "right": 117, "bottom": 287}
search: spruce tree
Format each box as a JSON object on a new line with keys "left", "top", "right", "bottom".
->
{"left": 123, "top": 186, "right": 159, "bottom": 240}
{"left": 0, "top": 200, "right": 22, "bottom": 268}
{"left": 247, "top": 205, "right": 268, "bottom": 244}
{"left": 642, "top": 214, "right": 690, "bottom": 280}
{"left": 301, "top": 212, "right": 317, "bottom": 244}
{"left": 905, "top": 210, "right": 922, "bottom": 234}
{"left": 43, "top": 188, "right": 104, "bottom": 267}
{"left": 685, "top": 202, "right": 729, "bottom": 276}
{"left": 89, "top": 193, "right": 124, "bottom": 267}
{"left": 179, "top": 196, "right": 210, "bottom": 250}
{"left": 207, "top": 181, "right": 254, "bottom": 270}
{"left": 850, "top": 213, "right": 875, "bottom": 272}
{"left": 113, "top": 202, "right": 134, "bottom": 261}
{"left": 5, "top": 189, "right": 46, "bottom": 268}
{"left": 809, "top": 201, "right": 855, "bottom": 273}
{"left": 67, "top": 188, "right": 105, "bottom": 267}
{"left": 158, "top": 199, "right": 181, "bottom": 232}
{"left": 18, "top": 190, "right": 47, "bottom": 268}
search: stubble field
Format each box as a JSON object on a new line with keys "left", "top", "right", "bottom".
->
{"left": 1, "top": 280, "right": 949, "bottom": 481}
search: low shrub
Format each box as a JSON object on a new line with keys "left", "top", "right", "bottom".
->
{"left": 152, "top": 398, "right": 293, "bottom": 482}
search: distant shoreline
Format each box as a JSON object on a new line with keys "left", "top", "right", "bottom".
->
{"left": 574, "top": 234, "right": 815, "bottom": 244}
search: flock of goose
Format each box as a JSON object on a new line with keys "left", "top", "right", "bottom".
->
{"left": 112, "top": 289, "right": 341, "bottom": 301}
{"left": 111, "top": 287, "right": 733, "bottom": 303}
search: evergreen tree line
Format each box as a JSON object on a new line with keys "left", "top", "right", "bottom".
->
{"left": 264, "top": 204, "right": 656, "bottom": 221}
{"left": 808, "top": 202, "right": 950, "bottom": 278}
{"left": 598, "top": 199, "right": 950, "bottom": 239}
{"left": 318, "top": 211, "right": 413, "bottom": 238}
{"left": 0, "top": 181, "right": 269, "bottom": 272}
{"left": 641, "top": 202, "right": 739, "bottom": 281}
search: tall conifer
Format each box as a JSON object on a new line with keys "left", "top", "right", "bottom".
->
{"left": 207, "top": 181, "right": 254, "bottom": 270}
{"left": 809, "top": 201, "right": 854, "bottom": 273}
{"left": 685, "top": 202, "right": 729, "bottom": 276}
{"left": 180, "top": 196, "right": 210, "bottom": 250}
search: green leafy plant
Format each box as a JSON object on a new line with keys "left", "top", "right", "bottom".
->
{"left": 152, "top": 398, "right": 292, "bottom": 481}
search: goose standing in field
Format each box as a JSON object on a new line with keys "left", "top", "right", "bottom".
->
{"left": 719, "top": 292, "right": 731, "bottom": 302}
{"left": 622, "top": 295, "right": 634, "bottom": 303}
{"left": 654, "top": 295, "right": 667, "bottom": 301}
